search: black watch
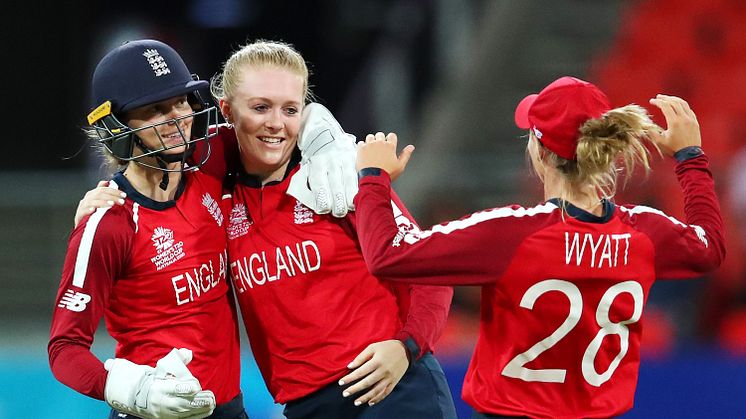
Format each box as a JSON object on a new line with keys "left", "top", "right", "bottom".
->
{"left": 674, "top": 146, "right": 704, "bottom": 162}
{"left": 357, "top": 167, "right": 382, "bottom": 180}
{"left": 402, "top": 337, "right": 420, "bottom": 365}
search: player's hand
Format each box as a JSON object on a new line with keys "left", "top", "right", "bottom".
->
{"left": 287, "top": 103, "right": 358, "bottom": 218}
{"left": 74, "top": 180, "right": 126, "bottom": 227}
{"left": 104, "top": 348, "right": 216, "bottom": 419}
{"left": 338, "top": 340, "right": 409, "bottom": 407}
{"left": 355, "top": 132, "right": 414, "bottom": 181}
{"left": 648, "top": 94, "right": 701, "bottom": 156}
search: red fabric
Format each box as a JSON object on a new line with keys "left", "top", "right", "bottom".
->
{"left": 225, "top": 164, "right": 451, "bottom": 403}
{"left": 514, "top": 76, "right": 611, "bottom": 160}
{"left": 48, "top": 169, "right": 241, "bottom": 404}
{"left": 354, "top": 156, "right": 724, "bottom": 418}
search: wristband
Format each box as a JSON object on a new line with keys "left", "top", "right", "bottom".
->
{"left": 401, "top": 336, "right": 421, "bottom": 365}
{"left": 357, "top": 167, "right": 382, "bottom": 180}
{"left": 674, "top": 146, "right": 704, "bottom": 162}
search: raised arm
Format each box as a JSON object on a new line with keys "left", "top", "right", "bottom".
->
{"left": 636, "top": 95, "right": 725, "bottom": 277}
{"left": 354, "top": 132, "right": 546, "bottom": 286}
{"left": 338, "top": 189, "right": 453, "bottom": 406}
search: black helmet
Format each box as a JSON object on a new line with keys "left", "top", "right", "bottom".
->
{"left": 86, "top": 39, "right": 217, "bottom": 173}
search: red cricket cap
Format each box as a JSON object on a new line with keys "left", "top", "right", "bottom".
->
{"left": 514, "top": 76, "right": 611, "bottom": 160}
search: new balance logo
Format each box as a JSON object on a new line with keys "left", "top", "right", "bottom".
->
{"left": 58, "top": 289, "right": 91, "bottom": 312}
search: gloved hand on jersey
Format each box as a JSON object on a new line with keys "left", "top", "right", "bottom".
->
{"left": 287, "top": 103, "right": 358, "bottom": 218}
{"left": 104, "top": 348, "right": 216, "bottom": 419}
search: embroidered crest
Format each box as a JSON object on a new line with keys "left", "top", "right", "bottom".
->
{"left": 293, "top": 200, "right": 314, "bottom": 225}
{"left": 227, "top": 203, "right": 252, "bottom": 240}
{"left": 202, "top": 193, "right": 224, "bottom": 226}
{"left": 150, "top": 227, "right": 185, "bottom": 270}
{"left": 142, "top": 49, "right": 171, "bottom": 77}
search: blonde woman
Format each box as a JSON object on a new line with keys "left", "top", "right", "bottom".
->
{"left": 212, "top": 40, "right": 456, "bottom": 419}
{"left": 354, "top": 77, "right": 725, "bottom": 418}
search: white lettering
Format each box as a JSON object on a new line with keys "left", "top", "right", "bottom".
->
{"left": 286, "top": 243, "right": 305, "bottom": 275}
{"left": 261, "top": 251, "right": 278, "bottom": 282}
{"left": 249, "top": 253, "right": 265, "bottom": 285}
{"left": 172, "top": 274, "right": 190, "bottom": 306}
{"left": 565, "top": 232, "right": 632, "bottom": 268}
{"left": 171, "top": 253, "right": 227, "bottom": 305}
{"left": 275, "top": 247, "right": 291, "bottom": 280}
{"left": 233, "top": 240, "right": 323, "bottom": 288}
{"left": 302, "top": 240, "right": 321, "bottom": 272}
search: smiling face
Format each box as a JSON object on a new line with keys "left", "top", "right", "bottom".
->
{"left": 221, "top": 65, "right": 305, "bottom": 182}
{"left": 124, "top": 95, "right": 194, "bottom": 156}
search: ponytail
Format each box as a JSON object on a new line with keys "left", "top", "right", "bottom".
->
{"left": 542, "top": 104, "right": 661, "bottom": 200}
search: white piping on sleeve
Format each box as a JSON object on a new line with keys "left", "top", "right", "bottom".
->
{"left": 72, "top": 206, "right": 112, "bottom": 288}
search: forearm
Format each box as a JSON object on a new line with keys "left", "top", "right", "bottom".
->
{"left": 355, "top": 171, "right": 497, "bottom": 285}
{"left": 675, "top": 154, "right": 726, "bottom": 269}
{"left": 395, "top": 285, "right": 453, "bottom": 359}
{"left": 48, "top": 339, "right": 107, "bottom": 400}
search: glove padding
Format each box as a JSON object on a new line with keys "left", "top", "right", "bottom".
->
{"left": 288, "top": 103, "right": 358, "bottom": 218}
{"left": 104, "top": 348, "right": 216, "bottom": 419}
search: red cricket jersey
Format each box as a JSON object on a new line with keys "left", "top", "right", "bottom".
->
{"left": 48, "top": 139, "right": 241, "bottom": 404}
{"left": 224, "top": 151, "right": 452, "bottom": 404}
{"left": 354, "top": 156, "right": 724, "bottom": 418}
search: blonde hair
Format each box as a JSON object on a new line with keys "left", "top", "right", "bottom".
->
{"left": 210, "top": 40, "right": 311, "bottom": 102}
{"left": 536, "top": 104, "right": 661, "bottom": 201}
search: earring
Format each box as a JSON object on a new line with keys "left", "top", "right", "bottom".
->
{"left": 223, "top": 115, "right": 234, "bottom": 128}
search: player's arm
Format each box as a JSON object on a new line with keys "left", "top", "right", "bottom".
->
{"left": 386, "top": 189, "right": 452, "bottom": 359}
{"left": 638, "top": 95, "right": 725, "bottom": 277}
{"left": 50, "top": 209, "right": 216, "bottom": 418}
{"left": 73, "top": 181, "right": 127, "bottom": 227}
{"left": 49, "top": 208, "right": 132, "bottom": 399}
{"left": 354, "top": 132, "right": 539, "bottom": 286}
{"left": 193, "top": 124, "right": 241, "bottom": 180}
{"left": 339, "top": 192, "right": 453, "bottom": 406}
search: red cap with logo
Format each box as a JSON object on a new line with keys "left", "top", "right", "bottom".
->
{"left": 514, "top": 76, "right": 611, "bottom": 160}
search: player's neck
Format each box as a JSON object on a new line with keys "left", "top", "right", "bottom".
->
{"left": 543, "top": 172, "right": 604, "bottom": 216}
{"left": 123, "top": 162, "right": 182, "bottom": 202}
{"left": 240, "top": 155, "right": 292, "bottom": 186}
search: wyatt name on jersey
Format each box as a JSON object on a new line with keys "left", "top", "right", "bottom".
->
{"left": 565, "top": 231, "right": 631, "bottom": 268}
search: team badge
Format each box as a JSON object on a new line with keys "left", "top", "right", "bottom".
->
{"left": 142, "top": 49, "right": 171, "bottom": 77}
{"left": 227, "top": 203, "right": 252, "bottom": 240}
{"left": 202, "top": 193, "right": 224, "bottom": 226}
{"left": 293, "top": 200, "right": 314, "bottom": 225}
{"left": 150, "top": 227, "right": 185, "bottom": 270}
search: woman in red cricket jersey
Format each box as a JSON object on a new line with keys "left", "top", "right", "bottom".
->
{"left": 209, "top": 39, "right": 457, "bottom": 419}
{"left": 353, "top": 76, "right": 725, "bottom": 418}
{"left": 49, "top": 39, "right": 247, "bottom": 419}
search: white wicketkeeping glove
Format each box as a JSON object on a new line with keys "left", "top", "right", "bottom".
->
{"left": 104, "top": 348, "right": 216, "bottom": 419}
{"left": 287, "top": 103, "right": 358, "bottom": 218}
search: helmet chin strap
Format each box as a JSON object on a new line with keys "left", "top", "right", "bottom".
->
{"left": 132, "top": 136, "right": 196, "bottom": 191}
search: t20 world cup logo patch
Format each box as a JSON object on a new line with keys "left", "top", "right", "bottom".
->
{"left": 227, "top": 203, "right": 252, "bottom": 240}
{"left": 150, "top": 227, "right": 185, "bottom": 270}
